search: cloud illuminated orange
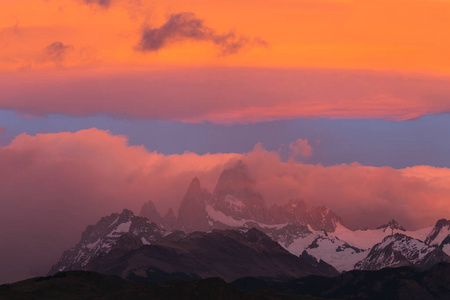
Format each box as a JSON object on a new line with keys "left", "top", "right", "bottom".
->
{"left": 2, "top": 0, "right": 450, "bottom": 122}
{"left": 1, "top": 0, "right": 450, "bottom": 72}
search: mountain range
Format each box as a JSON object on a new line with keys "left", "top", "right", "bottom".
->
{"left": 50, "top": 161, "right": 450, "bottom": 280}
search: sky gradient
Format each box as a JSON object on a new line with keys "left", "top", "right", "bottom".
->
{"left": 1, "top": 0, "right": 450, "bottom": 284}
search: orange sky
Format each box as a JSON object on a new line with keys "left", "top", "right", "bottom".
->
{"left": 2, "top": 0, "right": 450, "bottom": 74}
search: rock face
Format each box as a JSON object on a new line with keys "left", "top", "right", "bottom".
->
{"left": 269, "top": 199, "right": 343, "bottom": 232}
{"left": 210, "top": 160, "right": 269, "bottom": 223}
{"left": 85, "top": 228, "right": 339, "bottom": 282}
{"left": 48, "top": 209, "right": 167, "bottom": 275}
{"left": 354, "top": 233, "right": 450, "bottom": 271}
{"left": 425, "top": 219, "right": 450, "bottom": 246}
{"left": 177, "top": 177, "right": 213, "bottom": 232}
{"left": 140, "top": 200, "right": 178, "bottom": 231}
{"left": 140, "top": 200, "right": 165, "bottom": 227}
{"left": 440, "top": 235, "right": 450, "bottom": 256}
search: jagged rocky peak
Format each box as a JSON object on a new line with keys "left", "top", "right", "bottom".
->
{"left": 269, "top": 199, "right": 309, "bottom": 226}
{"left": 210, "top": 160, "right": 268, "bottom": 223}
{"left": 435, "top": 218, "right": 450, "bottom": 228}
{"left": 308, "top": 206, "right": 343, "bottom": 233}
{"left": 377, "top": 219, "right": 406, "bottom": 233}
{"left": 49, "top": 209, "right": 167, "bottom": 275}
{"left": 182, "top": 177, "right": 211, "bottom": 203}
{"left": 177, "top": 177, "right": 212, "bottom": 232}
{"left": 354, "top": 233, "right": 450, "bottom": 271}
{"left": 188, "top": 177, "right": 202, "bottom": 193}
{"left": 213, "top": 160, "right": 253, "bottom": 195}
{"left": 425, "top": 218, "right": 450, "bottom": 246}
{"left": 163, "top": 208, "right": 177, "bottom": 230}
{"left": 139, "top": 200, "right": 164, "bottom": 226}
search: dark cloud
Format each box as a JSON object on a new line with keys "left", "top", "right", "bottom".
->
{"left": 83, "top": 0, "right": 112, "bottom": 8}
{"left": 41, "top": 42, "right": 74, "bottom": 64}
{"left": 136, "top": 12, "right": 267, "bottom": 56}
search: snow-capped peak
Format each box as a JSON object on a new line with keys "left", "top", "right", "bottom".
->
{"left": 425, "top": 219, "right": 450, "bottom": 246}
{"left": 376, "top": 219, "right": 406, "bottom": 234}
{"left": 48, "top": 209, "right": 167, "bottom": 275}
{"left": 354, "top": 233, "right": 447, "bottom": 271}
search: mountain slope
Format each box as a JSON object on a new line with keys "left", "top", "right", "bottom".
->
{"left": 425, "top": 219, "right": 450, "bottom": 246}
{"left": 48, "top": 209, "right": 167, "bottom": 275}
{"left": 354, "top": 233, "right": 450, "bottom": 270}
{"left": 302, "top": 235, "right": 367, "bottom": 272}
{"left": 85, "top": 228, "right": 339, "bottom": 282}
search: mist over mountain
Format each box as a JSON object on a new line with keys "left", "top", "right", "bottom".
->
{"left": 49, "top": 161, "right": 450, "bottom": 282}
{"left": 0, "top": 160, "right": 450, "bottom": 288}
{"left": 142, "top": 161, "right": 344, "bottom": 233}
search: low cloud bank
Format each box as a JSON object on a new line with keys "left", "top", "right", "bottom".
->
{"left": 0, "top": 129, "right": 449, "bottom": 282}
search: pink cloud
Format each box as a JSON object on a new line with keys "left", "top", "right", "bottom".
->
{"left": 289, "top": 138, "right": 312, "bottom": 158}
{"left": 2, "top": 68, "right": 450, "bottom": 123}
{"left": 0, "top": 127, "right": 4, "bottom": 134}
{"left": 1, "top": 129, "right": 449, "bottom": 282}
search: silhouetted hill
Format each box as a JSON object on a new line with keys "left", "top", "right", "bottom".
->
{"left": 232, "top": 262, "right": 450, "bottom": 300}
{"left": 0, "top": 271, "right": 318, "bottom": 300}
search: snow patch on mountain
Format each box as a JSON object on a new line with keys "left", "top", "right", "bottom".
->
{"left": 205, "top": 204, "right": 287, "bottom": 229}
{"left": 354, "top": 234, "right": 437, "bottom": 270}
{"left": 443, "top": 244, "right": 450, "bottom": 256}
{"left": 303, "top": 235, "right": 367, "bottom": 272}
{"left": 428, "top": 227, "right": 450, "bottom": 246}
{"left": 331, "top": 223, "right": 434, "bottom": 250}
{"left": 48, "top": 209, "right": 167, "bottom": 275}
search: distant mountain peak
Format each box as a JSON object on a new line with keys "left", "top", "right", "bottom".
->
{"left": 377, "top": 219, "right": 406, "bottom": 233}
{"left": 210, "top": 161, "right": 268, "bottom": 223}
{"left": 49, "top": 210, "right": 166, "bottom": 275}
{"left": 139, "top": 200, "right": 164, "bottom": 226}
{"left": 120, "top": 208, "right": 134, "bottom": 218}
{"left": 435, "top": 219, "right": 450, "bottom": 229}
{"left": 425, "top": 219, "right": 450, "bottom": 246}
{"left": 354, "top": 233, "right": 450, "bottom": 271}
{"left": 213, "top": 160, "right": 253, "bottom": 196}
{"left": 187, "top": 177, "right": 202, "bottom": 193}
{"left": 177, "top": 177, "right": 212, "bottom": 232}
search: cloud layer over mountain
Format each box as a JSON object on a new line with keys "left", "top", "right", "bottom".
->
{"left": 1, "top": 128, "right": 449, "bottom": 283}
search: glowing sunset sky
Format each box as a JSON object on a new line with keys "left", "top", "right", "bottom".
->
{"left": 1, "top": 0, "right": 450, "bottom": 283}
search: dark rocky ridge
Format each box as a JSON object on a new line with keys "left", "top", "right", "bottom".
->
{"left": 232, "top": 262, "right": 450, "bottom": 300}
{"left": 4, "top": 263, "right": 450, "bottom": 300}
{"left": 84, "top": 228, "right": 339, "bottom": 282}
